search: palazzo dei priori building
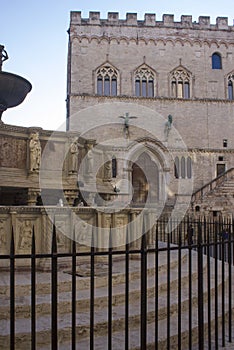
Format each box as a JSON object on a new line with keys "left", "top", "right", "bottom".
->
{"left": 1, "top": 11, "right": 234, "bottom": 218}
{"left": 66, "top": 11, "right": 234, "bottom": 216}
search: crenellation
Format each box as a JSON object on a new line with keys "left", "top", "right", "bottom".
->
{"left": 144, "top": 13, "right": 156, "bottom": 26}
{"left": 89, "top": 11, "right": 100, "bottom": 25}
{"left": 198, "top": 16, "right": 210, "bottom": 27}
{"left": 216, "top": 17, "right": 228, "bottom": 30}
{"left": 126, "top": 13, "right": 138, "bottom": 25}
{"left": 163, "top": 14, "right": 174, "bottom": 27}
{"left": 181, "top": 15, "right": 192, "bottom": 27}
{"left": 108, "top": 12, "right": 119, "bottom": 22}
{"left": 70, "top": 11, "right": 233, "bottom": 31}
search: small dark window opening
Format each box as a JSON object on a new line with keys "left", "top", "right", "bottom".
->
{"left": 218, "top": 156, "right": 224, "bottom": 161}
{"left": 223, "top": 139, "right": 228, "bottom": 148}
{"left": 212, "top": 53, "right": 222, "bottom": 69}
{"left": 195, "top": 205, "right": 200, "bottom": 212}
{"left": 112, "top": 157, "right": 117, "bottom": 178}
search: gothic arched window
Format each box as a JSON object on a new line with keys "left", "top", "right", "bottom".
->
{"left": 174, "top": 156, "right": 192, "bottom": 179}
{"left": 134, "top": 65, "right": 155, "bottom": 97}
{"left": 212, "top": 52, "right": 222, "bottom": 69}
{"left": 96, "top": 64, "right": 119, "bottom": 96}
{"left": 170, "top": 66, "right": 192, "bottom": 99}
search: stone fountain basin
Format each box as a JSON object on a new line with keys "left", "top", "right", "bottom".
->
{"left": 0, "top": 71, "right": 32, "bottom": 108}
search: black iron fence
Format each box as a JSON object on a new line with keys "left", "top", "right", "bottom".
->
{"left": 0, "top": 216, "right": 234, "bottom": 349}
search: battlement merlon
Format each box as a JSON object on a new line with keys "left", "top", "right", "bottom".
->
{"left": 70, "top": 11, "right": 232, "bottom": 30}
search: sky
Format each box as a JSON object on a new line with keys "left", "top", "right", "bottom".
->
{"left": 1, "top": 0, "right": 233, "bottom": 131}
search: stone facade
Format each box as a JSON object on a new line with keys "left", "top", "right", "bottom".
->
{"left": 66, "top": 11, "right": 234, "bottom": 215}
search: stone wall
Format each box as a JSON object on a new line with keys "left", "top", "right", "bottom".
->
{"left": 0, "top": 206, "right": 152, "bottom": 269}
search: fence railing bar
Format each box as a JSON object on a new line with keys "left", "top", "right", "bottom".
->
{"left": 71, "top": 229, "right": 76, "bottom": 350}
{"left": 214, "top": 221, "right": 219, "bottom": 350}
{"left": 206, "top": 219, "right": 211, "bottom": 350}
{"left": 125, "top": 223, "right": 130, "bottom": 350}
{"left": 155, "top": 224, "right": 159, "bottom": 350}
{"left": 140, "top": 217, "right": 147, "bottom": 350}
{"left": 10, "top": 227, "right": 15, "bottom": 350}
{"left": 188, "top": 224, "right": 192, "bottom": 350}
{"left": 221, "top": 231, "right": 226, "bottom": 347}
{"left": 31, "top": 227, "right": 36, "bottom": 350}
{"left": 177, "top": 228, "right": 182, "bottom": 350}
{"left": 90, "top": 227, "right": 95, "bottom": 350}
{"left": 228, "top": 224, "right": 232, "bottom": 343}
{"left": 167, "top": 231, "right": 170, "bottom": 350}
{"left": 51, "top": 223, "right": 58, "bottom": 350}
{"left": 197, "top": 221, "right": 204, "bottom": 350}
{"left": 108, "top": 226, "right": 113, "bottom": 350}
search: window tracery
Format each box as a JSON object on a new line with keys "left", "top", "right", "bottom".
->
{"left": 96, "top": 64, "right": 119, "bottom": 96}
{"left": 134, "top": 65, "right": 155, "bottom": 97}
{"left": 170, "top": 67, "right": 192, "bottom": 99}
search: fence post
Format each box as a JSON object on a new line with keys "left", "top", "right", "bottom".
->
{"left": 51, "top": 223, "right": 58, "bottom": 350}
{"left": 197, "top": 221, "right": 204, "bottom": 349}
{"left": 140, "top": 216, "right": 147, "bottom": 350}
{"left": 10, "top": 228, "right": 15, "bottom": 350}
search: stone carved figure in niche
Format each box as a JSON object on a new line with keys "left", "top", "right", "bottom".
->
{"left": 75, "top": 220, "right": 92, "bottom": 246}
{"left": 18, "top": 220, "right": 32, "bottom": 250}
{"left": 86, "top": 144, "right": 93, "bottom": 175}
{"left": 0, "top": 220, "right": 6, "bottom": 248}
{"left": 69, "top": 138, "right": 78, "bottom": 173}
{"left": 29, "top": 132, "right": 41, "bottom": 172}
{"left": 104, "top": 155, "right": 112, "bottom": 181}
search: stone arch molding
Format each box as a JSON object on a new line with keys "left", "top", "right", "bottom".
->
{"left": 71, "top": 35, "right": 234, "bottom": 49}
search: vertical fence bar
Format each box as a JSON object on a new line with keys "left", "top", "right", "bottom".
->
{"left": 207, "top": 219, "right": 211, "bottom": 350}
{"left": 197, "top": 221, "right": 204, "bottom": 350}
{"left": 51, "top": 223, "right": 58, "bottom": 350}
{"left": 228, "top": 220, "right": 232, "bottom": 343}
{"left": 177, "top": 228, "right": 182, "bottom": 350}
{"left": 125, "top": 224, "right": 129, "bottom": 350}
{"left": 167, "top": 229, "right": 170, "bottom": 350}
{"left": 214, "top": 221, "right": 218, "bottom": 350}
{"left": 108, "top": 226, "right": 113, "bottom": 350}
{"left": 71, "top": 229, "right": 76, "bottom": 350}
{"left": 140, "top": 221, "right": 147, "bottom": 350}
{"left": 90, "top": 227, "right": 95, "bottom": 350}
{"left": 221, "top": 222, "right": 226, "bottom": 348}
{"left": 31, "top": 227, "right": 36, "bottom": 350}
{"left": 188, "top": 219, "right": 192, "bottom": 350}
{"left": 155, "top": 223, "right": 159, "bottom": 350}
{"left": 10, "top": 228, "right": 15, "bottom": 350}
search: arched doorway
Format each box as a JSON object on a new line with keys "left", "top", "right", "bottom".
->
{"left": 131, "top": 153, "right": 159, "bottom": 206}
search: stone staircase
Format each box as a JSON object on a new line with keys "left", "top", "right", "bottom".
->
{"left": 191, "top": 168, "right": 234, "bottom": 214}
{"left": 0, "top": 247, "right": 232, "bottom": 349}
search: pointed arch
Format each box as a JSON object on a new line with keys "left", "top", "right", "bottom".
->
{"left": 95, "top": 61, "right": 120, "bottom": 96}
{"left": 134, "top": 63, "right": 157, "bottom": 97}
{"left": 169, "top": 65, "right": 193, "bottom": 99}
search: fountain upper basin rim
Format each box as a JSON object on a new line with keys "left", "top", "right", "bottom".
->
{"left": 0, "top": 71, "right": 32, "bottom": 109}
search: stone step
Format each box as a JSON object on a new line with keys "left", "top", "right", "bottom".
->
{"left": 0, "top": 246, "right": 188, "bottom": 297}
{"left": 0, "top": 275, "right": 228, "bottom": 350}
{"left": 0, "top": 252, "right": 228, "bottom": 350}
{"left": 25, "top": 297, "right": 234, "bottom": 350}
{"left": 0, "top": 250, "right": 200, "bottom": 319}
